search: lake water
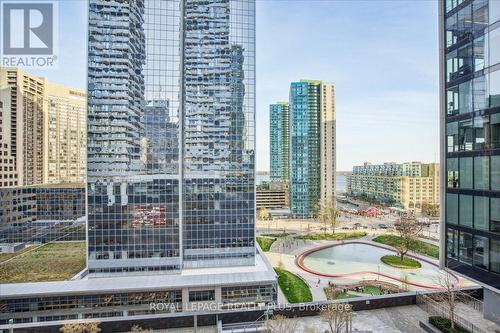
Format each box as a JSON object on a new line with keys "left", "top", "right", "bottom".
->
{"left": 256, "top": 174, "right": 347, "bottom": 193}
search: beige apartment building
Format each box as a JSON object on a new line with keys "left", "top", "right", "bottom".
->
{"left": 0, "top": 68, "right": 86, "bottom": 187}
{"left": 320, "top": 83, "right": 336, "bottom": 205}
{"left": 45, "top": 83, "right": 86, "bottom": 184}
{"left": 256, "top": 180, "right": 290, "bottom": 210}
{"left": 347, "top": 162, "right": 439, "bottom": 213}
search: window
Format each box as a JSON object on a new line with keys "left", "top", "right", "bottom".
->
{"left": 472, "top": 0, "right": 488, "bottom": 34}
{"left": 447, "top": 228, "right": 458, "bottom": 259}
{"left": 447, "top": 158, "right": 459, "bottom": 188}
{"left": 447, "top": 121, "right": 459, "bottom": 152}
{"left": 447, "top": 193, "right": 459, "bottom": 225}
{"left": 491, "top": 197, "right": 500, "bottom": 233}
{"left": 474, "top": 115, "right": 490, "bottom": 149}
{"left": 492, "top": 155, "right": 500, "bottom": 190}
{"left": 459, "top": 231, "right": 473, "bottom": 265}
{"left": 446, "top": 6, "right": 473, "bottom": 48}
{"left": 459, "top": 194, "right": 473, "bottom": 227}
{"left": 459, "top": 157, "right": 473, "bottom": 188}
{"left": 490, "top": 70, "right": 500, "bottom": 107}
{"left": 473, "top": 156, "right": 489, "bottom": 189}
{"left": 491, "top": 0, "right": 500, "bottom": 24}
{"left": 490, "top": 28, "right": 500, "bottom": 67}
{"left": 188, "top": 290, "right": 215, "bottom": 302}
{"left": 459, "top": 81, "right": 472, "bottom": 114}
{"left": 473, "top": 196, "right": 489, "bottom": 230}
{"left": 473, "top": 235, "right": 488, "bottom": 270}
{"left": 491, "top": 113, "right": 500, "bottom": 148}
{"left": 491, "top": 239, "right": 500, "bottom": 274}
{"left": 473, "top": 35, "right": 487, "bottom": 72}
{"left": 473, "top": 76, "right": 487, "bottom": 111}
{"left": 458, "top": 119, "right": 473, "bottom": 150}
{"left": 447, "top": 86, "right": 459, "bottom": 115}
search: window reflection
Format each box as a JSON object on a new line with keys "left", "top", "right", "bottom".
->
{"left": 473, "top": 115, "right": 489, "bottom": 149}
{"left": 446, "top": 4, "right": 472, "bottom": 48}
{"left": 459, "top": 231, "right": 473, "bottom": 265}
{"left": 473, "top": 235, "right": 489, "bottom": 270}
{"left": 489, "top": 70, "right": 500, "bottom": 107}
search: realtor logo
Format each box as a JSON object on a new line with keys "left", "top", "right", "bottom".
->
{"left": 1, "top": 1, "right": 58, "bottom": 67}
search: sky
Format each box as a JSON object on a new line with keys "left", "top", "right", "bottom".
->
{"left": 30, "top": 0, "right": 440, "bottom": 172}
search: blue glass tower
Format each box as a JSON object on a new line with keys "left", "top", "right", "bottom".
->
{"left": 270, "top": 102, "right": 289, "bottom": 181}
{"left": 289, "top": 80, "right": 321, "bottom": 218}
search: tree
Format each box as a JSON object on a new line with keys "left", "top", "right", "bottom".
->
{"left": 266, "top": 314, "right": 298, "bottom": 333}
{"left": 319, "top": 199, "right": 340, "bottom": 234}
{"left": 321, "top": 303, "right": 353, "bottom": 333}
{"left": 60, "top": 322, "right": 101, "bottom": 333}
{"left": 394, "top": 215, "right": 423, "bottom": 261}
{"left": 422, "top": 202, "right": 439, "bottom": 217}
{"left": 432, "top": 270, "right": 468, "bottom": 330}
{"left": 258, "top": 208, "right": 270, "bottom": 221}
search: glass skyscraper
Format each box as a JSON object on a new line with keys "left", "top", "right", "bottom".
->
{"left": 87, "top": 0, "right": 255, "bottom": 275}
{"left": 289, "top": 80, "right": 335, "bottom": 218}
{"left": 440, "top": 0, "right": 500, "bottom": 323}
{"left": 270, "top": 102, "right": 289, "bottom": 181}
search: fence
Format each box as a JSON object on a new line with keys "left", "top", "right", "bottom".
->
{"left": 416, "top": 293, "right": 487, "bottom": 333}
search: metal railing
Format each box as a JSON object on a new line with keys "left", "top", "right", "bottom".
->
{"left": 416, "top": 293, "right": 488, "bottom": 333}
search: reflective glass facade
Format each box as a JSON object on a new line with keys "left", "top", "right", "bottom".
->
{"left": 270, "top": 102, "right": 289, "bottom": 181}
{"left": 442, "top": 0, "right": 500, "bottom": 289}
{"left": 87, "top": 0, "right": 255, "bottom": 275}
{"left": 182, "top": 0, "right": 255, "bottom": 267}
{"left": 289, "top": 81, "right": 321, "bottom": 218}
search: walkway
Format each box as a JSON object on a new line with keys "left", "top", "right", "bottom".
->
{"left": 455, "top": 302, "right": 500, "bottom": 333}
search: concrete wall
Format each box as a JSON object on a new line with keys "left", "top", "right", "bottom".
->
{"left": 483, "top": 288, "right": 500, "bottom": 325}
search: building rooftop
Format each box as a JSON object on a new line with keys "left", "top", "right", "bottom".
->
{"left": 0, "top": 250, "right": 276, "bottom": 298}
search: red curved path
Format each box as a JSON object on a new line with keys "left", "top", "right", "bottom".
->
{"left": 295, "top": 241, "right": 461, "bottom": 290}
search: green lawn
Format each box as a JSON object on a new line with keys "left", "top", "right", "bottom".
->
{"left": 381, "top": 255, "right": 421, "bottom": 269}
{"left": 0, "top": 242, "right": 86, "bottom": 283}
{"left": 335, "top": 292, "right": 359, "bottom": 300}
{"left": 0, "top": 246, "right": 33, "bottom": 263}
{"left": 260, "top": 232, "right": 293, "bottom": 238}
{"left": 274, "top": 268, "right": 313, "bottom": 303}
{"left": 294, "top": 231, "right": 366, "bottom": 241}
{"left": 256, "top": 237, "right": 276, "bottom": 252}
{"left": 363, "top": 285, "right": 383, "bottom": 295}
{"left": 373, "top": 234, "right": 439, "bottom": 259}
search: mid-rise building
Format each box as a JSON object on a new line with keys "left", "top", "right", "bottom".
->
{"left": 0, "top": 184, "right": 85, "bottom": 243}
{"left": 289, "top": 80, "right": 335, "bottom": 218}
{"left": 0, "top": 68, "right": 87, "bottom": 187}
{"left": 347, "top": 162, "right": 439, "bottom": 213}
{"left": 439, "top": 0, "right": 500, "bottom": 323}
{"left": 45, "top": 83, "right": 86, "bottom": 184}
{"left": 256, "top": 181, "right": 289, "bottom": 210}
{"left": 270, "top": 102, "right": 289, "bottom": 181}
{"left": 0, "top": 68, "right": 46, "bottom": 187}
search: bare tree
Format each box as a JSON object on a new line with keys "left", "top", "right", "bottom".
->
{"left": 319, "top": 199, "right": 340, "bottom": 235}
{"left": 266, "top": 315, "right": 298, "bottom": 333}
{"left": 321, "top": 303, "right": 353, "bottom": 333}
{"left": 60, "top": 322, "right": 101, "bottom": 333}
{"left": 393, "top": 215, "right": 423, "bottom": 260}
{"left": 432, "top": 270, "right": 468, "bottom": 330}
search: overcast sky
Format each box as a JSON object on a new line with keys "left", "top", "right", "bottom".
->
{"left": 29, "top": 0, "right": 440, "bottom": 172}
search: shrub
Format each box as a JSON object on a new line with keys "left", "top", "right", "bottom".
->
{"left": 429, "top": 316, "right": 470, "bottom": 333}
